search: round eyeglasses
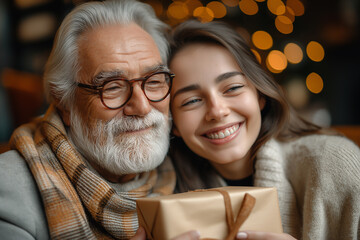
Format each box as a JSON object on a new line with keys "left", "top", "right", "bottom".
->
{"left": 77, "top": 71, "right": 175, "bottom": 109}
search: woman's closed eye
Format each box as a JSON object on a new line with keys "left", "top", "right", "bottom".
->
{"left": 181, "top": 97, "right": 202, "bottom": 107}
{"left": 224, "top": 84, "right": 244, "bottom": 94}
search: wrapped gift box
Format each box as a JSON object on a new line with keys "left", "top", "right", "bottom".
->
{"left": 136, "top": 186, "right": 283, "bottom": 240}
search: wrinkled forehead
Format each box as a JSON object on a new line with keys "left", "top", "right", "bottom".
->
{"left": 79, "top": 23, "right": 161, "bottom": 59}
{"left": 77, "top": 23, "right": 163, "bottom": 81}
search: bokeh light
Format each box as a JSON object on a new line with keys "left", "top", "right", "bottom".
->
{"left": 185, "top": 0, "right": 203, "bottom": 13}
{"left": 285, "top": 78, "right": 309, "bottom": 109}
{"left": 221, "top": 0, "right": 239, "bottom": 7}
{"left": 306, "top": 41, "right": 325, "bottom": 62}
{"left": 251, "top": 49, "right": 262, "bottom": 63}
{"left": 18, "top": 13, "right": 57, "bottom": 42}
{"left": 283, "top": 6, "right": 295, "bottom": 22}
{"left": 239, "top": 0, "right": 259, "bottom": 15}
{"left": 286, "top": 0, "right": 305, "bottom": 16}
{"left": 306, "top": 72, "right": 324, "bottom": 94}
{"left": 207, "top": 1, "right": 227, "bottom": 18}
{"left": 266, "top": 50, "right": 288, "bottom": 73}
{"left": 193, "top": 6, "right": 215, "bottom": 22}
{"left": 15, "top": 0, "right": 51, "bottom": 8}
{"left": 252, "top": 30, "right": 273, "bottom": 50}
{"left": 266, "top": 59, "right": 282, "bottom": 73}
{"left": 275, "top": 15, "right": 293, "bottom": 34}
{"left": 167, "top": 1, "right": 189, "bottom": 20}
{"left": 284, "top": 42, "right": 303, "bottom": 64}
{"left": 267, "top": 0, "right": 286, "bottom": 15}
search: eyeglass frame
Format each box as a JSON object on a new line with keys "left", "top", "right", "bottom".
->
{"left": 76, "top": 71, "right": 175, "bottom": 110}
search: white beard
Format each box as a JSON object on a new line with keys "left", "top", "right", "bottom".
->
{"left": 68, "top": 108, "right": 171, "bottom": 175}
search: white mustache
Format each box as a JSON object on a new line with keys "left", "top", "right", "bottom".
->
{"left": 104, "top": 109, "right": 166, "bottom": 134}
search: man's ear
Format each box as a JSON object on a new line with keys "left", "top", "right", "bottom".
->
{"left": 55, "top": 101, "right": 71, "bottom": 126}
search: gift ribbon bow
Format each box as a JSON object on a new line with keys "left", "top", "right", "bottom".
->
{"left": 194, "top": 189, "right": 256, "bottom": 240}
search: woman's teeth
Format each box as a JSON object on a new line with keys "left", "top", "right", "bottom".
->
{"left": 206, "top": 124, "right": 239, "bottom": 139}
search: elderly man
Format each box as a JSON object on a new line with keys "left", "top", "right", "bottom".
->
{"left": 0, "top": 1, "right": 180, "bottom": 239}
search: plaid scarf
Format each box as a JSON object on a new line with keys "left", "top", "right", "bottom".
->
{"left": 10, "top": 105, "right": 176, "bottom": 239}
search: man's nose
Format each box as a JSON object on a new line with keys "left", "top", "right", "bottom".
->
{"left": 205, "top": 96, "right": 230, "bottom": 122}
{"left": 123, "top": 84, "right": 152, "bottom": 117}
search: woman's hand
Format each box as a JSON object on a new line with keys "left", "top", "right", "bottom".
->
{"left": 171, "top": 230, "right": 200, "bottom": 240}
{"left": 130, "top": 227, "right": 200, "bottom": 240}
{"left": 236, "top": 231, "right": 296, "bottom": 240}
{"left": 131, "top": 227, "right": 295, "bottom": 240}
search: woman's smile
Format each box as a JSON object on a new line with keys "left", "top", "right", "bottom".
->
{"left": 202, "top": 122, "right": 242, "bottom": 144}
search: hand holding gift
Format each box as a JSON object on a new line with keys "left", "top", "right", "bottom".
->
{"left": 136, "top": 187, "right": 284, "bottom": 240}
{"left": 131, "top": 228, "right": 296, "bottom": 240}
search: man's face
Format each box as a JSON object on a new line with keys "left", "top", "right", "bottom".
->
{"left": 76, "top": 23, "right": 169, "bottom": 122}
{"left": 67, "top": 23, "right": 171, "bottom": 177}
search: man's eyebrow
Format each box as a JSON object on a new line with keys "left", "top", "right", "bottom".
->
{"left": 143, "top": 64, "right": 170, "bottom": 74}
{"left": 92, "top": 64, "right": 169, "bottom": 84}
{"left": 172, "top": 84, "right": 200, "bottom": 99}
{"left": 215, "top": 71, "right": 244, "bottom": 83}
{"left": 93, "top": 70, "right": 125, "bottom": 84}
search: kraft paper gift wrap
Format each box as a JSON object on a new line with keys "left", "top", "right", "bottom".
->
{"left": 136, "top": 186, "right": 283, "bottom": 240}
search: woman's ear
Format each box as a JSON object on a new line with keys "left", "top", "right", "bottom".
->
{"left": 172, "top": 124, "right": 181, "bottom": 137}
{"left": 259, "top": 96, "right": 266, "bottom": 110}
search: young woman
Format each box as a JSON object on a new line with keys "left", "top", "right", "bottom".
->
{"left": 168, "top": 20, "right": 360, "bottom": 239}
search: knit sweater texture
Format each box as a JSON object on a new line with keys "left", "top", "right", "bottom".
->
{"left": 253, "top": 134, "right": 360, "bottom": 239}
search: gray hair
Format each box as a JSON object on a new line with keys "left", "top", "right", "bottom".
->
{"left": 44, "top": 0, "right": 169, "bottom": 109}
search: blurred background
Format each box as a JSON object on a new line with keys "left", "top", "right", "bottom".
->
{"left": 0, "top": 0, "right": 359, "bottom": 142}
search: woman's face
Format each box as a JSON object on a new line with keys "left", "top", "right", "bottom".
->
{"left": 170, "top": 43, "right": 264, "bottom": 173}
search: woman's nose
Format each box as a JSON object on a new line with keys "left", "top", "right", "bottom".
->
{"left": 205, "top": 96, "right": 230, "bottom": 121}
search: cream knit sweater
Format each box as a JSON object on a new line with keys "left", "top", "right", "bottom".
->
{"left": 253, "top": 134, "right": 360, "bottom": 239}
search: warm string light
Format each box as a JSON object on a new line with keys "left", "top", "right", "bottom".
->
{"left": 239, "top": 0, "right": 259, "bottom": 15}
{"left": 251, "top": 49, "right": 262, "bottom": 63}
{"left": 284, "top": 43, "right": 303, "bottom": 64}
{"left": 164, "top": 0, "right": 228, "bottom": 23}
{"left": 266, "top": 50, "right": 288, "bottom": 73}
{"left": 286, "top": 0, "right": 305, "bottom": 16}
{"left": 267, "top": 0, "right": 286, "bottom": 15}
{"left": 15, "top": 0, "right": 51, "bottom": 8}
{"left": 275, "top": 15, "right": 293, "bottom": 34}
{"left": 306, "top": 72, "right": 324, "bottom": 94}
{"left": 207, "top": 1, "right": 227, "bottom": 18}
{"left": 306, "top": 41, "right": 325, "bottom": 62}
{"left": 167, "top": 2, "right": 189, "bottom": 20}
{"left": 284, "top": 6, "right": 295, "bottom": 22}
{"left": 221, "top": 0, "right": 239, "bottom": 7}
{"left": 193, "top": 7, "right": 214, "bottom": 22}
{"left": 252, "top": 31, "right": 273, "bottom": 50}
{"left": 286, "top": 78, "right": 309, "bottom": 109}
